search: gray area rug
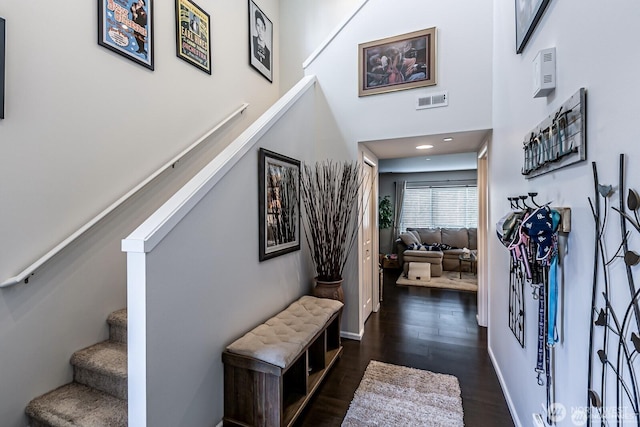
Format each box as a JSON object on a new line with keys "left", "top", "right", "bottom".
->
{"left": 342, "top": 360, "right": 464, "bottom": 426}
{"left": 396, "top": 270, "right": 478, "bottom": 292}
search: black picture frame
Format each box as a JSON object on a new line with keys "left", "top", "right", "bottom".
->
{"left": 258, "top": 148, "right": 300, "bottom": 261}
{"left": 98, "top": 0, "right": 154, "bottom": 70}
{"left": 248, "top": 1, "right": 273, "bottom": 82}
{"left": 0, "top": 17, "right": 5, "bottom": 119}
{"left": 515, "top": 0, "right": 550, "bottom": 54}
{"left": 175, "top": 0, "right": 212, "bottom": 74}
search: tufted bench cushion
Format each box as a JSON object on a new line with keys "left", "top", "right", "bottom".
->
{"left": 225, "top": 295, "right": 343, "bottom": 369}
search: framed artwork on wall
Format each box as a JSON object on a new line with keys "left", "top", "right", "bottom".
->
{"left": 258, "top": 148, "right": 300, "bottom": 261}
{"left": 0, "top": 17, "right": 5, "bottom": 119}
{"left": 515, "top": 0, "right": 550, "bottom": 54}
{"left": 175, "top": 0, "right": 211, "bottom": 74}
{"left": 358, "top": 27, "right": 437, "bottom": 97}
{"left": 248, "top": 1, "right": 273, "bottom": 82}
{"left": 98, "top": 0, "right": 154, "bottom": 70}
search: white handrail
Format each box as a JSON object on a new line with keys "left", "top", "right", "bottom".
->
{"left": 1, "top": 103, "right": 249, "bottom": 288}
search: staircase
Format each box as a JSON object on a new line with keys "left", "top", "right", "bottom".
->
{"left": 26, "top": 309, "right": 128, "bottom": 427}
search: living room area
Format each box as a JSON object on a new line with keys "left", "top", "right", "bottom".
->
{"left": 371, "top": 133, "right": 488, "bottom": 303}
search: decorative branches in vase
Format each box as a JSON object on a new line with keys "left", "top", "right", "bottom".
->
{"left": 300, "top": 160, "right": 363, "bottom": 301}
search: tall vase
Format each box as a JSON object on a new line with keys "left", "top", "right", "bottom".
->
{"left": 313, "top": 278, "right": 344, "bottom": 302}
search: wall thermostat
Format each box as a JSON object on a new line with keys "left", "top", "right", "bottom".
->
{"left": 533, "top": 47, "right": 556, "bottom": 98}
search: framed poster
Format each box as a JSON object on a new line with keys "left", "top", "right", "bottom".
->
{"left": 98, "top": 0, "right": 154, "bottom": 70}
{"left": 515, "top": 0, "right": 550, "bottom": 54}
{"left": 248, "top": 1, "right": 273, "bottom": 82}
{"left": 359, "top": 27, "right": 437, "bottom": 97}
{"left": 175, "top": 0, "right": 211, "bottom": 74}
{"left": 258, "top": 148, "right": 300, "bottom": 261}
{"left": 0, "top": 17, "right": 5, "bottom": 119}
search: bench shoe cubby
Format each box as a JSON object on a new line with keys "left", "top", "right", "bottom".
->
{"left": 222, "top": 296, "right": 343, "bottom": 427}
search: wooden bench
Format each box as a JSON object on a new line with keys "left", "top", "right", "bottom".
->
{"left": 222, "top": 295, "right": 343, "bottom": 427}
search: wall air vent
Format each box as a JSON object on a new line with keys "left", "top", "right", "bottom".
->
{"left": 416, "top": 91, "right": 448, "bottom": 110}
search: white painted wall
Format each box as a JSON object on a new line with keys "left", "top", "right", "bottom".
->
{"left": 491, "top": 1, "right": 640, "bottom": 425}
{"left": 305, "top": 0, "right": 493, "bottom": 150}
{"left": 0, "top": 1, "right": 279, "bottom": 426}
{"left": 279, "top": 0, "right": 363, "bottom": 93}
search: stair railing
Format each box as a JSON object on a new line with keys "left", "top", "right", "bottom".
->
{"left": 1, "top": 103, "right": 249, "bottom": 288}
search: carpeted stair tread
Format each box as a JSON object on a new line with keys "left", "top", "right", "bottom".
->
{"left": 26, "top": 382, "right": 127, "bottom": 427}
{"left": 71, "top": 340, "right": 128, "bottom": 399}
{"left": 107, "top": 308, "right": 127, "bottom": 344}
{"left": 71, "top": 341, "right": 127, "bottom": 379}
{"left": 107, "top": 309, "right": 127, "bottom": 328}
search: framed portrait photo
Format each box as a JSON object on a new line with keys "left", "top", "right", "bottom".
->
{"left": 258, "top": 148, "right": 300, "bottom": 261}
{"left": 175, "top": 0, "right": 212, "bottom": 74}
{"left": 98, "top": 0, "right": 154, "bottom": 70}
{"left": 248, "top": 1, "right": 273, "bottom": 82}
{"left": 359, "top": 27, "right": 436, "bottom": 97}
{"left": 515, "top": 0, "right": 550, "bottom": 54}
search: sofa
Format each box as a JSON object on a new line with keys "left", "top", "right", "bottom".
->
{"left": 396, "top": 227, "right": 477, "bottom": 276}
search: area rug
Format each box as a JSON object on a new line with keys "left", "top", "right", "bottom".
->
{"left": 342, "top": 360, "right": 464, "bottom": 426}
{"left": 396, "top": 270, "right": 477, "bottom": 292}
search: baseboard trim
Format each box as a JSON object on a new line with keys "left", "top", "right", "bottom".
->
{"left": 488, "top": 345, "right": 522, "bottom": 427}
{"left": 341, "top": 329, "right": 363, "bottom": 341}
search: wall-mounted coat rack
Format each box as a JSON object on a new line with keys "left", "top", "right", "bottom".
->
{"left": 499, "top": 192, "right": 571, "bottom": 425}
{"left": 506, "top": 193, "right": 571, "bottom": 233}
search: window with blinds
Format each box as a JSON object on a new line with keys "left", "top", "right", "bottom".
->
{"left": 400, "top": 185, "right": 478, "bottom": 230}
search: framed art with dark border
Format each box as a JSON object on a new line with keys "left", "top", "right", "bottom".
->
{"left": 248, "top": 1, "right": 273, "bottom": 82}
{"left": 515, "top": 0, "right": 550, "bottom": 54}
{"left": 258, "top": 148, "right": 300, "bottom": 261}
{"left": 98, "top": 0, "right": 154, "bottom": 70}
{"left": 359, "top": 27, "right": 436, "bottom": 97}
{"left": 0, "top": 17, "right": 5, "bottom": 119}
{"left": 175, "top": 0, "right": 211, "bottom": 74}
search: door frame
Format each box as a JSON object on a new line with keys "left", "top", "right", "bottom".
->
{"left": 358, "top": 147, "right": 379, "bottom": 338}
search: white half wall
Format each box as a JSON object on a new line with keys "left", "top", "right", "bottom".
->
{"left": 125, "top": 87, "right": 316, "bottom": 427}
{"left": 491, "top": 1, "right": 640, "bottom": 424}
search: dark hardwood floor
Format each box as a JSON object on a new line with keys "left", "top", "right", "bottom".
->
{"left": 294, "top": 268, "right": 514, "bottom": 427}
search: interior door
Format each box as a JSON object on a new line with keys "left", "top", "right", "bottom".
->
{"left": 362, "top": 162, "right": 374, "bottom": 321}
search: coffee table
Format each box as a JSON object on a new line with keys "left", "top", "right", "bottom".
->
{"left": 458, "top": 253, "right": 477, "bottom": 279}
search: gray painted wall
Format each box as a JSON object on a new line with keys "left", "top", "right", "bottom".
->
{"left": 378, "top": 170, "right": 478, "bottom": 254}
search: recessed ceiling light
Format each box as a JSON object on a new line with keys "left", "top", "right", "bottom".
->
{"left": 443, "top": 137, "right": 453, "bottom": 142}
{"left": 425, "top": 158, "right": 431, "bottom": 161}
{"left": 416, "top": 144, "right": 433, "bottom": 150}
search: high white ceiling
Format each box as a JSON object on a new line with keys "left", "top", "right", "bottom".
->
{"left": 361, "top": 129, "right": 490, "bottom": 173}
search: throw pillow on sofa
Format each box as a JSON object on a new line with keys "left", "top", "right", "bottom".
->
{"left": 399, "top": 232, "right": 420, "bottom": 246}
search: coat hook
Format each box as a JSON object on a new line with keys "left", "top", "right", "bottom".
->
{"left": 520, "top": 195, "right": 531, "bottom": 209}
{"left": 528, "top": 192, "right": 541, "bottom": 207}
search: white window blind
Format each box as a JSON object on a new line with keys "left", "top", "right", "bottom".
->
{"left": 400, "top": 185, "right": 478, "bottom": 230}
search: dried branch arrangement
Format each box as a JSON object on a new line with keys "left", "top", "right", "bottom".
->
{"left": 300, "top": 161, "right": 363, "bottom": 282}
